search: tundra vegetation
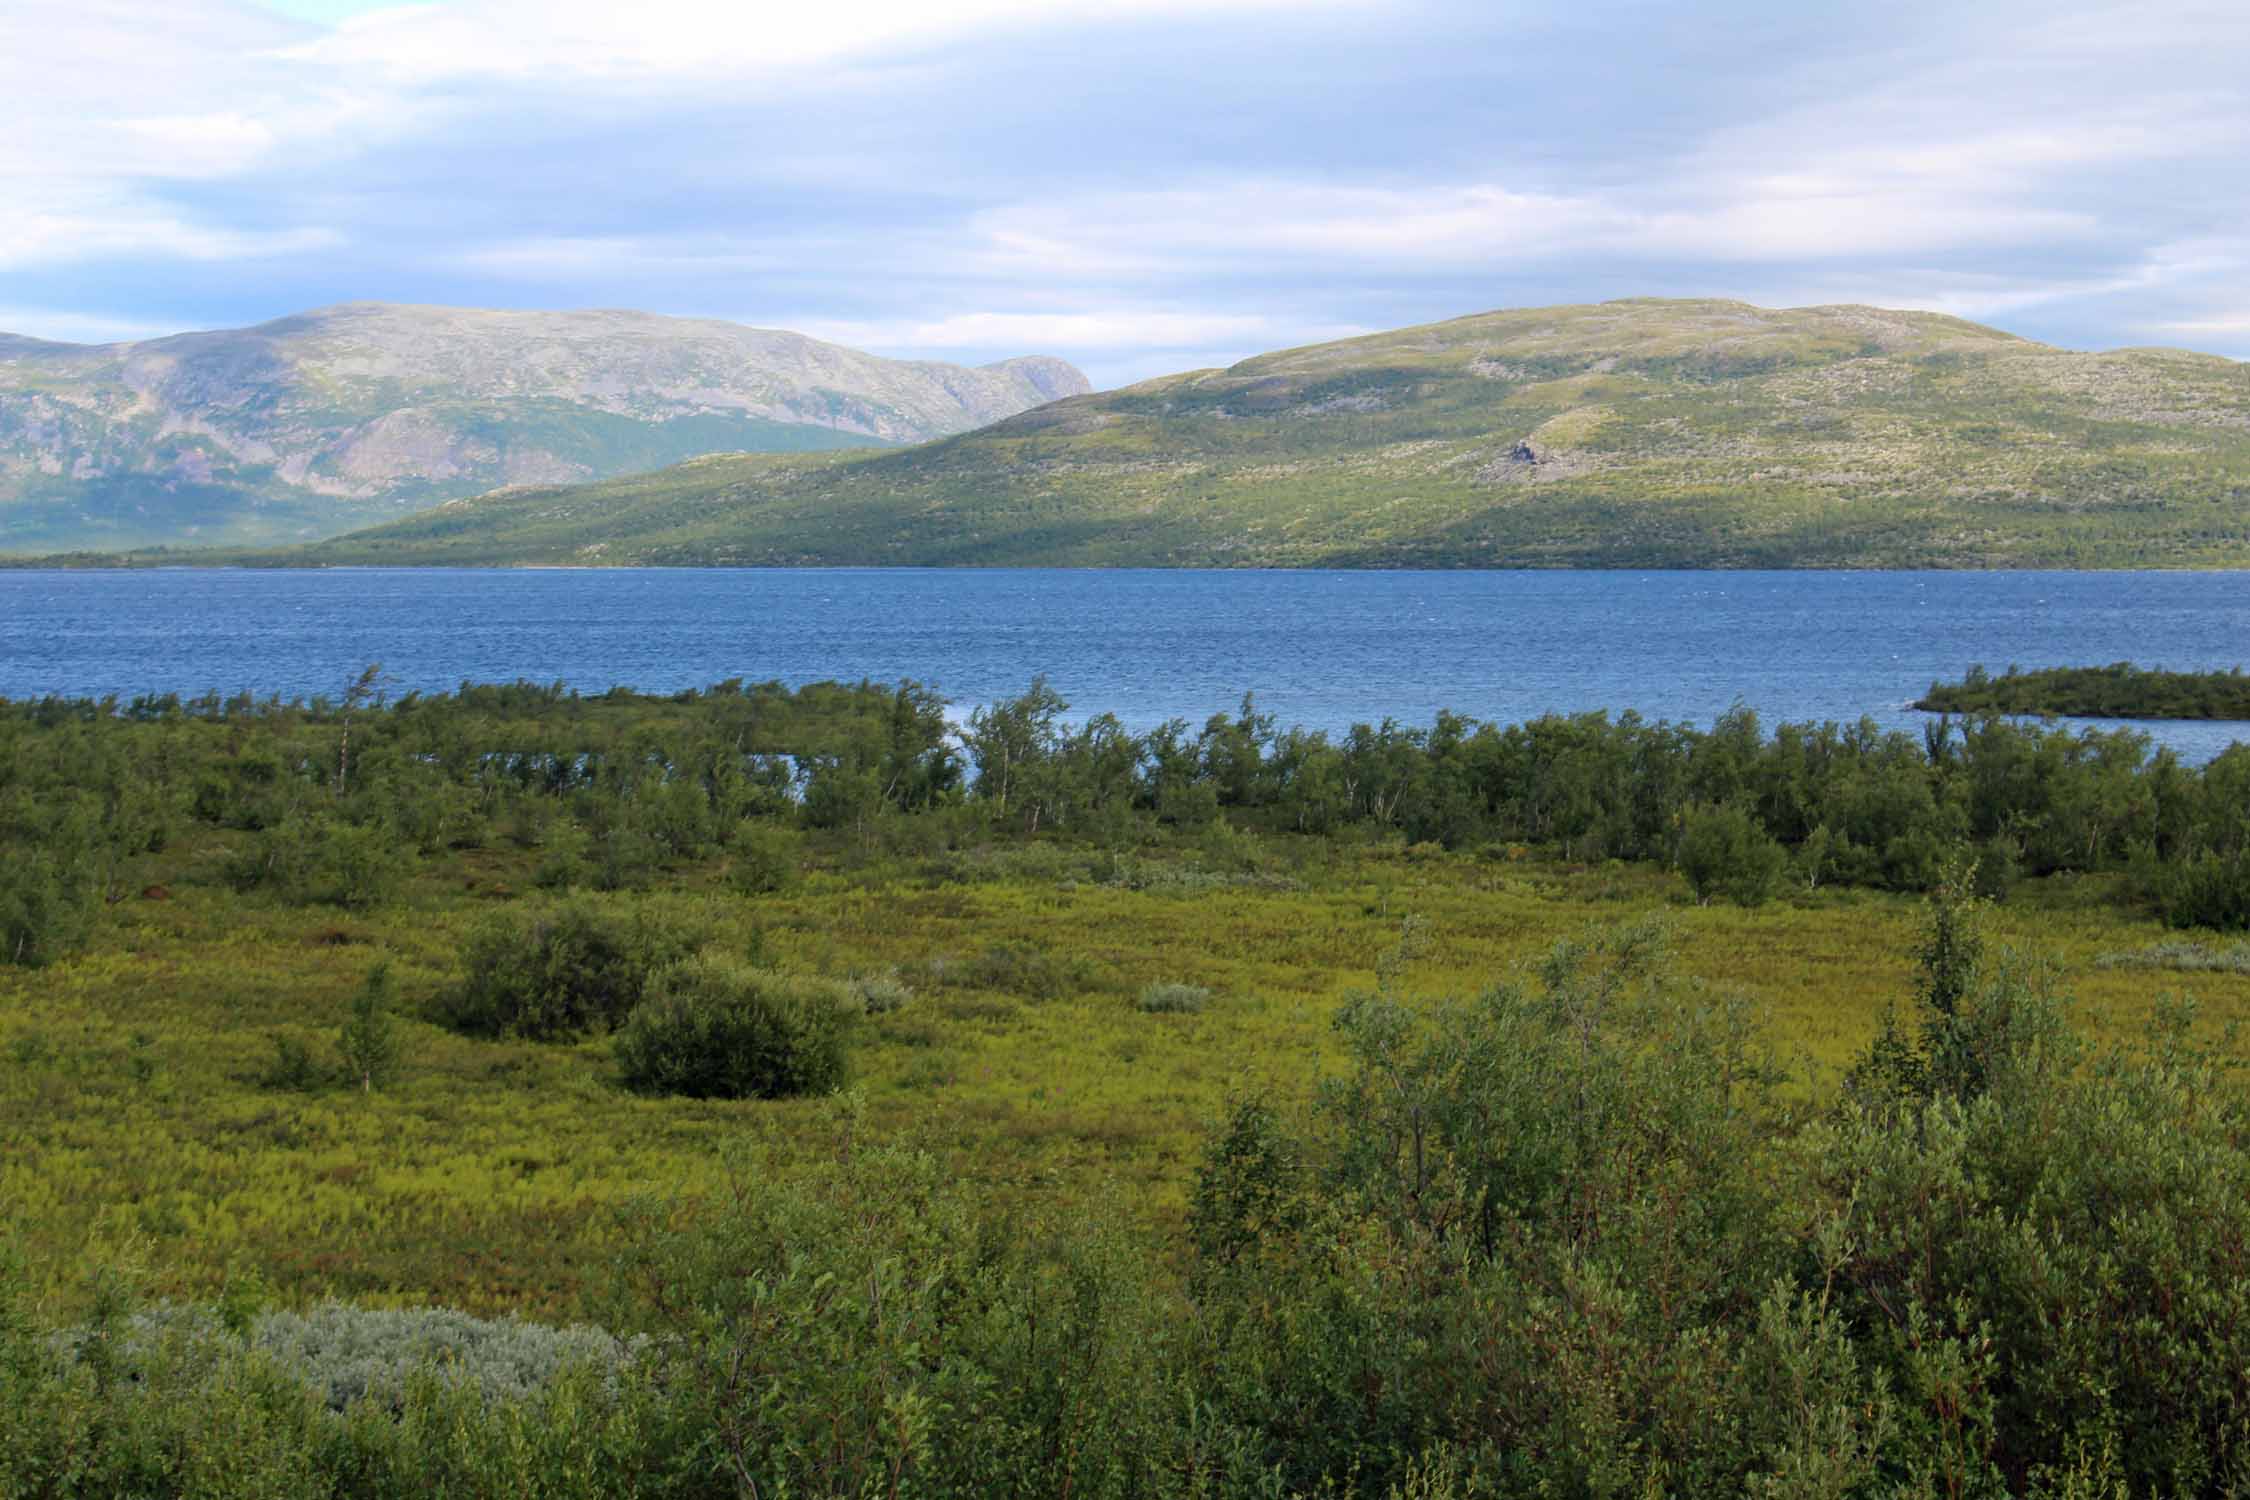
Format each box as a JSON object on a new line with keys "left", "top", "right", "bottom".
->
{"left": 3, "top": 674, "right": 2249, "bottom": 1496}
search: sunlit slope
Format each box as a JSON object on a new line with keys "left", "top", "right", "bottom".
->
{"left": 293, "top": 298, "right": 2250, "bottom": 568}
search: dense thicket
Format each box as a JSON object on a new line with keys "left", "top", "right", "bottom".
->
{"left": 7, "top": 883, "right": 2248, "bottom": 1497}
{"left": 1917, "top": 661, "right": 2250, "bottom": 721}
{"left": 5, "top": 673, "right": 2250, "bottom": 962}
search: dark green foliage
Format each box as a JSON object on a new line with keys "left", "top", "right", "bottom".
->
{"left": 1675, "top": 800, "right": 1788, "bottom": 905}
{"left": 1845, "top": 856, "right": 2075, "bottom": 1114}
{"left": 2144, "top": 848, "right": 2250, "bottom": 930}
{"left": 444, "top": 900, "right": 694, "bottom": 1041}
{"left": 613, "top": 955, "right": 853, "bottom": 1099}
{"left": 254, "top": 1032, "right": 328, "bottom": 1092}
{"left": 1187, "top": 1100, "right": 1314, "bottom": 1274}
{"left": 228, "top": 813, "right": 409, "bottom": 908}
{"left": 8, "top": 673, "right": 2250, "bottom": 931}
{"left": 1919, "top": 660, "right": 2250, "bottom": 720}
{"left": 0, "top": 847, "right": 97, "bottom": 967}
{"left": 724, "top": 818, "right": 801, "bottom": 894}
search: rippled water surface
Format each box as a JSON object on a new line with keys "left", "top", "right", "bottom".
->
{"left": 3, "top": 568, "right": 2247, "bottom": 757}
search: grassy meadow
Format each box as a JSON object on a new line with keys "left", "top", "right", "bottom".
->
{"left": 7, "top": 817, "right": 2240, "bottom": 1318}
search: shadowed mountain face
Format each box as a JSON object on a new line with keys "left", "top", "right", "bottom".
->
{"left": 0, "top": 303, "right": 1088, "bottom": 552}
{"left": 288, "top": 297, "right": 2250, "bottom": 571}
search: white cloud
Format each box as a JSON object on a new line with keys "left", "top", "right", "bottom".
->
{"left": 0, "top": 195, "right": 340, "bottom": 271}
{"left": 2156, "top": 316, "right": 2250, "bottom": 339}
{"left": 0, "top": 307, "right": 187, "bottom": 346}
{"left": 2, "top": 0, "right": 2245, "bottom": 379}
{"left": 963, "top": 174, "right": 2088, "bottom": 280}
{"left": 449, "top": 236, "right": 796, "bottom": 277}
{"left": 282, "top": 0, "right": 1364, "bottom": 81}
{"left": 794, "top": 310, "right": 1373, "bottom": 355}
{"left": 111, "top": 112, "right": 282, "bottom": 179}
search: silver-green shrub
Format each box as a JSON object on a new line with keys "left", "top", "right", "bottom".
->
{"left": 1136, "top": 981, "right": 1211, "bottom": 1014}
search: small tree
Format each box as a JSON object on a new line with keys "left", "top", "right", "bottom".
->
{"left": 337, "top": 962, "right": 402, "bottom": 1092}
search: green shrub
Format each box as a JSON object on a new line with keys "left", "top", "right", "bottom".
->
{"left": 1136, "top": 981, "right": 1211, "bottom": 1014}
{"left": 614, "top": 955, "right": 854, "bottom": 1099}
{"left": 255, "top": 1032, "right": 329, "bottom": 1092}
{"left": 529, "top": 817, "right": 591, "bottom": 890}
{"left": 443, "top": 901, "right": 694, "bottom": 1041}
{"left": 726, "top": 819, "right": 803, "bottom": 895}
{"left": 1188, "top": 1100, "right": 1313, "bottom": 1273}
{"left": 228, "top": 814, "right": 410, "bottom": 908}
{"left": 2147, "top": 848, "right": 2250, "bottom": 930}
{"left": 0, "top": 847, "right": 97, "bottom": 967}
{"left": 1675, "top": 801, "right": 1787, "bottom": 906}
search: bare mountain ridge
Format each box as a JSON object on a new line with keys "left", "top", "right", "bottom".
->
{"left": 0, "top": 302, "right": 1088, "bottom": 551}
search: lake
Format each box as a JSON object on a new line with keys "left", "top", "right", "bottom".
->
{"left": 3, "top": 568, "right": 2248, "bottom": 758}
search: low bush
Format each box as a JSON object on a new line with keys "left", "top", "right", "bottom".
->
{"left": 226, "top": 814, "right": 410, "bottom": 908}
{"left": 614, "top": 955, "right": 854, "bottom": 1099}
{"left": 442, "top": 900, "right": 695, "bottom": 1041}
{"left": 1135, "top": 981, "right": 1211, "bottom": 1014}
{"left": 726, "top": 819, "right": 803, "bottom": 895}
{"left": 52, "top": 1301, "right": 635, "bottom": 1414}
{"left": 940, "top": 943, "right": 1112, "bottom": 1001}
{"left": 850, "top": 969, "right": 913, "bottom": 1014}
{"left": 254, "top": 1032, "right": 329, "bottom": 1092}
{"left": 2144, "top": 848, "right": 2250, "bottom": 930}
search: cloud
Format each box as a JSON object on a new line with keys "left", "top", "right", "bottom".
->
{"left": 0, "top": 307, "right": 185, "bottom": 346}
{"left": 797, "top": 310, "right": 1372, "bottom": 354}
{"left": 1, "top": 0, "right": 2245, "bottom": 380}
{"left": 281, "top": 0, "right": 1366, "bottom": 81}
{"left": 0, "top": 192, "right": 341, "bottom": 272}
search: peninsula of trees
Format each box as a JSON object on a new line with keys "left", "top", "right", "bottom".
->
{"left": 1916, "top": 662, "right": 2250, "bottom": 720}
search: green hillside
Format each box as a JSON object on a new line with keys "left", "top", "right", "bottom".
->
{"left": 188, "top": 299, "right": 2250, "bottom": 566}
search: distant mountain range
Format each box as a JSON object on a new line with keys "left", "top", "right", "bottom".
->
{"left": 255, "top": 298, "right": 2250, "bottom": 571}
{"left": 0, "top": 303, "right": 1088, "bottom": 552}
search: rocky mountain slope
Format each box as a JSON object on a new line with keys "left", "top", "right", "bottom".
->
{"left": 0, "top": 303, "right": 1087, "bottom": 551}
{"left": 276, "top": 298, "right": 2250, "bottom": 570}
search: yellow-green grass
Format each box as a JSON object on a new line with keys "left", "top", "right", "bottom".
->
{"left": 4, "top": 830, "right": 2244, "bottom": 1318}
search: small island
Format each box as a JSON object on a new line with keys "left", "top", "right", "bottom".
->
{"left": 1915, "top": 661, "right": 2250, "bottom": 720}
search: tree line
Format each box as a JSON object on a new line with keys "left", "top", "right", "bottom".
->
{"left": 7, "top": 670, "right": 2250, "bottom": 968}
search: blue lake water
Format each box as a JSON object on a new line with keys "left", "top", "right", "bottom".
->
{"left": 3, "top": 568, "right": 2248, "bottom": 759}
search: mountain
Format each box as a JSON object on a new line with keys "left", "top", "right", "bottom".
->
{"left": 0, "top": 303, "right": 1088, "bottom": 552}
{"left": 261, "top": 297, "right": 2250, "bottom": 571}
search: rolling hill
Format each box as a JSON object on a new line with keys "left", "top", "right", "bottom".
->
{"left": 0, "top": 303, "right": 1088, "bottom": 552}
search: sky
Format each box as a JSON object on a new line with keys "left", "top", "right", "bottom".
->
{"left": 3, "top": 0, "right": 2246, "bottom": 388}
